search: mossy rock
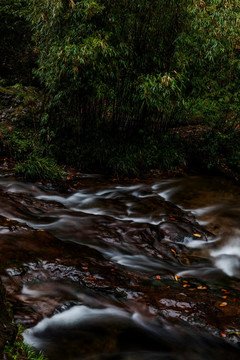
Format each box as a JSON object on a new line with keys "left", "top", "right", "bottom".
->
{"left": 0, "top": 83, "right": 42, "bottom": 124}
{"left": 0, "top": 86, "right": 17, "bottom": 108}
{"left": 0, "top": 85, "right": 15, "bottom": 95}
{"left": 0, "top": 83, "right": 42, "bottom": 106}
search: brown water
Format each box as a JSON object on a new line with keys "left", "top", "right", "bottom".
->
{"left": 1, "top": 173, "right": 240, "bottom": 360}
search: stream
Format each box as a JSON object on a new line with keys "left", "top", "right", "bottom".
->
{"left": 1, "top": 172, "right": 240, "bottom": 359}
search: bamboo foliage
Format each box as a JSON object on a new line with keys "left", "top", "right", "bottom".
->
{"left": 29, "top": 0, "right": 187, "bottom": 137}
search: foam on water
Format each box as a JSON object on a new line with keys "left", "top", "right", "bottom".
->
{"left": 25, "top": 305, "right": 129, "bottom": 336}
{"left": 2, "top": 174, "right": 240, "bottom": 279}
{"left": 2, "top": 174, "right": 240, "bottom": 359}
{"left": 210, "top": 232, "right": 240, "bottom": 277}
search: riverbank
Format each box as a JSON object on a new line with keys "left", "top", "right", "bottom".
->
{"left": 1, "top": 82, "right": 240, "bottom": 186}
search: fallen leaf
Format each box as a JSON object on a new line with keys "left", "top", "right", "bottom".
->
{"left": 171, "top": 249, "right": 176, "bottom": 255}
{"left": 183, "top": 284, "right": 190, "bottom": 287}
{"left": 197, "top": 286, "right": 207, "bottom": 290}
{"left": 227, "top": 330, "right": 239, "bottom": 336}
{"left": 193, "top": 233, "right": 202, "bottom": 237}
{"left": 87, "top": 276, "right": 96, "bottom": 280}
{"left": 221, "top": 332, "right": 226, "bottom": 338}
{"left": 37, "top": 229, "right": 45, "bottom": 232}
{"left": 219, "top": 302, "right": 227, "bottom": 307}
{"left": 222, "top": 295, "right": 227, "bottom": 299}
{"left": 67, "top": 174, "right": 75, "bottom": 180}
{"left": 183, "top": 257, "right": 190, "bottom": 264}
{"left": 174, "top": 275, "right": 178, "bottom": 281}
{"left": 127, "top": 272, "right": 137, "bottom": 277}
{"left": 82, "top": 267, "right": 88, "bottom": 270}
{"left": 6, "top": 219, "right": 11, "bottom": 222}
{"left": 156, "top": 275, "right": 161, "bottom": 279}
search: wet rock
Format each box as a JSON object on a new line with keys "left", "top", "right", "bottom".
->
{"left": 159, "top": 219, "right": 208, "bottom": 244}
{"left": 0, "top": 179, "right": 212, "bottom": 333}
{"left": 0, "top": 279, "right": 17, "bottom": 355}
{"left": 1, "top": 174, "right": 240, "bottom": 358}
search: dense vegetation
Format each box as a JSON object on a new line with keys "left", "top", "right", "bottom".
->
{"left": 0, "top": 2, "right": 240, "bottom": 357}
{"left": 0, "top": 0, "right": 33, "bottom": 83}
{"left": 4, "top": 325, "right": 47, "bottom": 360}
{"left": 0, "top": 0, "right": 240, "bottom": 179}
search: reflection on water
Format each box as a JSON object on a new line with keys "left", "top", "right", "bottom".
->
{"left": 1, "top": 174, "right": 240, "bottom": 359}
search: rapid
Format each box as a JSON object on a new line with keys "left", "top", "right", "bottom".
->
{"left": 0, "top": 172, "right": 240, "bottom": 359}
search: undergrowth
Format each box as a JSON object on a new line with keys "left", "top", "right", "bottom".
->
{"left": 189, "top": 127, "right": 240, "bottom": 174}
{"left": 54, "top": 129, "right": 186, "bottom": 176}
{"left": 15, "top": 154, "right": 64, "bottom": 181}
{"left": 4, "top": 325, "right": 47, "bottom": 360}
{"left": 0, "top": 124, "right": 64, "bottom": 182}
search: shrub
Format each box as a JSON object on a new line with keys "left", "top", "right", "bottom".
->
{"left": 15, "top": 154, "right": 64, "bottom": 182}
{"left": 4, "top": 325, "right": 47, "bottom": 360}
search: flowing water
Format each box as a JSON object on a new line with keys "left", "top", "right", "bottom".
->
{"left": 1, "top": 172, "right": 240, "bottom": 359}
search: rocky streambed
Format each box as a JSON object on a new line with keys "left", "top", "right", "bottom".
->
{"left": 0, "top": 172, "right": 240, "bottom": 359}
